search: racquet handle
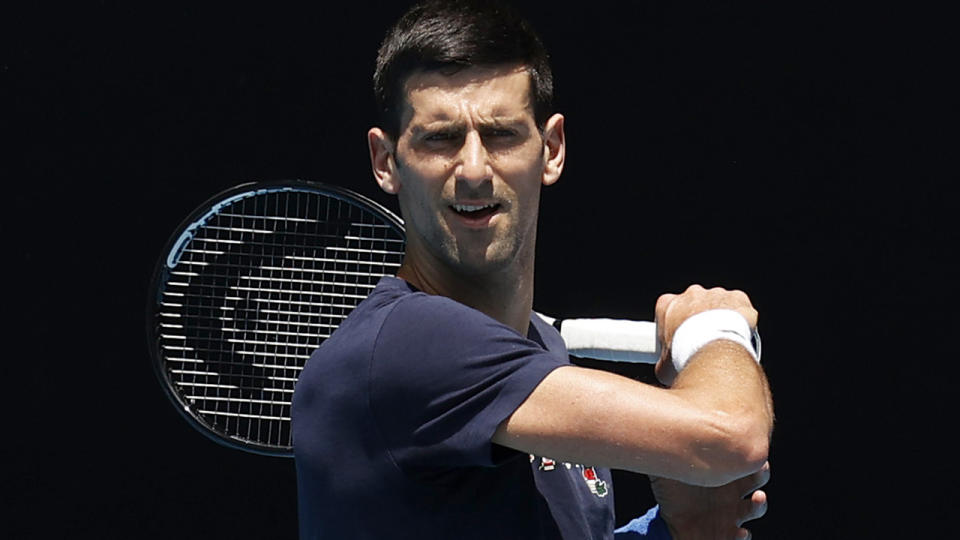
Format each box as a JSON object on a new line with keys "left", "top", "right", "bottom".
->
{"left": 535, "top": 313, "right": 659, "bottom": 364}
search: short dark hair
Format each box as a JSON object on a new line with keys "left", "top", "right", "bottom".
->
{"left": 373, "top": 0, "right": 554, "bottom": 139}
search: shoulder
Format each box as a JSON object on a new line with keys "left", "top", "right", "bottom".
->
{"left": 379, "top": 289, "right": 537, "bottom": 358}
{"left": 388, "top": 289, "right": 494, "bottom": 328}
{"left": 370, "top": 282, "right": 569, "bottom": 381}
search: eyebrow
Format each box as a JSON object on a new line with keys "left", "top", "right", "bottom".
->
{"left": 410, "top": 116, "right": 528, "bottom": 134}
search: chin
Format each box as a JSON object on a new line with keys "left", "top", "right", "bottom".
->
{"left": 448, "top": 240, "right": 522, "bottom": 276}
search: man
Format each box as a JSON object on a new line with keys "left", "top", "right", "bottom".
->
{"left": 292, "top": 1, "right": 773, "bottom": 538}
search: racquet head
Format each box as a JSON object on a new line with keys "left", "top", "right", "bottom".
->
{"left": 146, "top": 180, "right": 405, "bottom": 456}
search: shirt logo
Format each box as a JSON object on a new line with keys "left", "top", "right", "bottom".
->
{"left": 580, "top": 466, "right": 608, "bottom": 497}
{"left": 529, "top": 455, "right": 609, "bottom": 498}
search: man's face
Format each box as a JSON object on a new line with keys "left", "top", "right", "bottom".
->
{"left": 372, "top": 64, "right": 563, "bottom": 277}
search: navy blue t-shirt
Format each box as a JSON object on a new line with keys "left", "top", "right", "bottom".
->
{"left": 292, "top": 277, "right": 616, "bottom": 539}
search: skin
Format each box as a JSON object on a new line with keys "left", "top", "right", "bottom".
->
{"left": 369, "top": 64, "right": 563, "bottom": 334}
{"left": 651, "top": 462, "right": 771, "bottom": 539}
{"left": 368, "top": 63, "right": 773, "bottom": 538}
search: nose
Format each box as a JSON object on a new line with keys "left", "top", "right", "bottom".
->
{"left": 455, "top": 131, "right": 492, "bottom": 186}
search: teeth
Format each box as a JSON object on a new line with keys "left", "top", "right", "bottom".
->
{"left": 452, "top": 203, "right": 496, "bottom": 212}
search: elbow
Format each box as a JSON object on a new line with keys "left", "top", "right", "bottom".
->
{"left": 729, "top": 422, "right": 770, "bottom": 480}
{"left": 685, "top": 411, "right": 771, "bottom": 487}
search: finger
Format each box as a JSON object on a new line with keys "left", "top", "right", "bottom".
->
{"left": 735, "top": 528, "right": 751, "bottom": 539}
{"left": 750, "top": 489, "right": 768, "bottom": 516}
{"left": 723, "top": 289, "right": 758, "bottom": 327}
{"left": 738, "top": 305, "right": 759, "bottom": 329}
{"left": 654, "top": 293, "right": 677, "bottom": 347}
{"left": 654, "top": 293, "right": 677, "bottom": 322}
{"left": 729, "top": 288, "right": 750, "bottom": 304}
{"left": 737, "top": 489, "right": 768, "bottom": 526}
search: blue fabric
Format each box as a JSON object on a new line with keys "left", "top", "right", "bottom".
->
{"left": 292, "top": 277, "right": 616, "bottom": 539}
{"left": 614, "top": 506, "right": 672, "bottom": 539}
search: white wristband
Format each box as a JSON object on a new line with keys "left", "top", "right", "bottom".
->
{"left": 670, "top": 309, "right": 760, "bottom": 373}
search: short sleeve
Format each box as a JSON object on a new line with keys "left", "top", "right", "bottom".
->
{"left": 369, "top": 293, "right": 567, "bottom": 472}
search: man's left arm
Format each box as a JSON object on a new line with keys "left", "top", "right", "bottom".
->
{"left": 614, "top": 463, "right": 770, "bottom": 539}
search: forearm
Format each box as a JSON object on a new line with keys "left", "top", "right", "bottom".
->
{"left": 673, "top": 340, "right": 773, "bottom": 435}
{"left": 494, "top": 360, "right": 769, "bottom": 486}
{"left": 499, "top": 286, "right": 773, "bottom": 487}
{"left": 668, "top": 339, "right": 773, "bottom": 483}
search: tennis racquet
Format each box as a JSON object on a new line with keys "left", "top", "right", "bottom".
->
{"left": 147, "top": 180, "right": 659, "bottom": 457}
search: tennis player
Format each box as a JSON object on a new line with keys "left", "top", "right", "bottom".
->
{"left": 292, "top": 1, "right": 773, "bottom": 538}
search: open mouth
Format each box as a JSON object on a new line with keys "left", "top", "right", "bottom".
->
{"left": 450, "top": 203, "right": 500, "bottom": 220}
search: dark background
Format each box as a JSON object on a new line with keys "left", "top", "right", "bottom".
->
{"left": 7, "top": 1, "right": 952, "bottom": 538}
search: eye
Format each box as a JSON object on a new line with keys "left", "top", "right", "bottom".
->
{"left": 423, "top": 130, "right": 459, "bottom": 142}
{"left": 484, "top": 128, "right": 516, "bottom": 138}
{"left": 480, "top": 127, "right": 523, "bottom": 150}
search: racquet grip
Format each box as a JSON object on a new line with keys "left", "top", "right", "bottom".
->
{"left": 535, "top": 313, "right": 659, "bottom": 364}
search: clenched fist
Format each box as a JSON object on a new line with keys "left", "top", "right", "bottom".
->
{"left": 654, "top": 284, "right": 758, "bottom": 386}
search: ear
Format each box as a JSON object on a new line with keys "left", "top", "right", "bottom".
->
{"left": 368, "top": 127, "right": 400, "bottom": 194}
{"left": 540, "top": 113, "right": 565, "bottom": 187}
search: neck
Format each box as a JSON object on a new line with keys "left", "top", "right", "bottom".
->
{"left": 397, "top": 242, "right": 535, "bottom": 335}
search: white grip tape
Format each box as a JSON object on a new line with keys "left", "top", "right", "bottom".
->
{"left": 670, "top": 309, "right": 759, "bottom": 373}
{"left": 557, "top": 317, "right": 658, "bottom": 363}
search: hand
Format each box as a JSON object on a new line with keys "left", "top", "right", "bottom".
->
{"left": 649, "top": 462, "right": 770, "bottom": 540}
{"left": 654, "top": 284, "right": 757, "bottom": 386}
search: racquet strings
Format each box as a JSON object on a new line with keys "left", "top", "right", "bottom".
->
{"left": 154, "top": 186, "right": 405, "bottom": 453}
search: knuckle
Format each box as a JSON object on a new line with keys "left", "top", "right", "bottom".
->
{"left": 655, "top": 294, "right": 675, "bottom": 315}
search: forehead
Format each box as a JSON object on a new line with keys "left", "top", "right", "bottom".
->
{"left": 400, "top": 65, "right": 534, "bottom": 126}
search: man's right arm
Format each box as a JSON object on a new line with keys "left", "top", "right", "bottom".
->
{"left": 492, "top": 285, "right": 773, "bottom": 487}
